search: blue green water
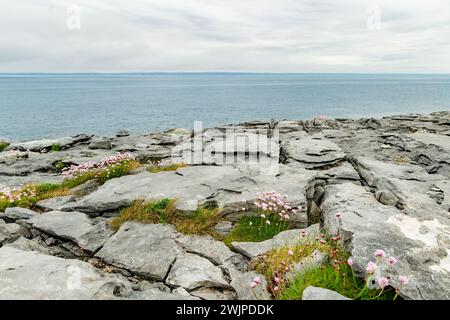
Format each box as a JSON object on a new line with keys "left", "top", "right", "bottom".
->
{"left": 1, "top": 73, "right": 449, "bottom": 141}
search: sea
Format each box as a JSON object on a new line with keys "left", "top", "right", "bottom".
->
{"left": 1, "top": 73, "right": 449, "bottom": 141}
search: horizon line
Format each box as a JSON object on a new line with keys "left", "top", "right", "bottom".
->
{"left": 1, "top": 71, "right": 450, "bottom": 75}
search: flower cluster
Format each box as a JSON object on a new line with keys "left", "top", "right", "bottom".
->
{"left": 253, "top": 191, "right": 297, "bottom": 222}
{"left": 348, "top": 249, "right": 409, "bottom": 297}
{"left": 0, "top": 184, "right": 36, "bottom": 203}
{"left": 62, "top": 153, "right": 136, "bottom": 179}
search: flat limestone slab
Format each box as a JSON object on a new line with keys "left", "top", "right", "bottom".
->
{"left": 62, "top": 165, "right": 314, "bottom": 222}
{"left": 0, "top": 247, "right": 132, "bottom": 299}
{"left": 29, "top": 211, "right": 112, "bottom": 252}
{"left": 95, "top": 222, "right": 183, "bottom": 281}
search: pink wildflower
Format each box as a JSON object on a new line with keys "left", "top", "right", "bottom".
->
{"left": 378, "top": 277, "right": 389, "bottom": 289}
{"left": 375, "top": 249, "right": 386, "bottom": 258}
{"left": 366, "top": 261, "right": 377, "bottom": 274}
{"left": 387, "top": 256, "right": 398, "bottom": 266}
{"left": 399, "top": 276, "right": 409, "bottom": 285}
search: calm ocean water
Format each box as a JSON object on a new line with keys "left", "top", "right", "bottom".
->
{"left": 1, "top": 73, "right": 449, "bottom": 141}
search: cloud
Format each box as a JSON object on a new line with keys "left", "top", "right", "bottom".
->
{"left": 0, "top": 0, "right": 449, "bottom": 72}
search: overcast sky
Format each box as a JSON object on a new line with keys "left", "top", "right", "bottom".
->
{"left": 1, "top": 0, "right": 449, "bottom": 73}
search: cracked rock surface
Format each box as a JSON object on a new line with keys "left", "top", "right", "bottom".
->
{"left": 1, "top": 111, "right": 450, "bottom": 300}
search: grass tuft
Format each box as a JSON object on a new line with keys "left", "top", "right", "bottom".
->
{"left": 0, "top": 142, "right": 9, "bottom": 152}
{"left": 51, "top": 144, "right": 62, "bottom": 152}
{"left": 279, "top": 264, "right": 395, "bottom": 300}
{"left": 110, "top": 199, "right": 222, "bottom": 236}
{"left": 224, "top": 215, "right": 290, "bottom": 246}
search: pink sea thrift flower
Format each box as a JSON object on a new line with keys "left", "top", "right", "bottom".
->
{"left": 253, "top": 277, "right": 261, "bottom": 284}
{"left": 378, "top": 277, "right": 389, "bottom": 289}
{"left": 388, "top": 256, "right": 398, "bottom": 266}
{"left": 375, "top": 249, "right": 386, "bottom": 258}
{"left": 250, "top": 282, "right": 257, "bottom": 288}
{"left": 366, "top": 261, "right": 377, "bottom": 274}
{"left": 347, "top": 258, "right": 353, "bottom": 266}
{"left": 288, "top": 250, "right": 294, "bottom": 256}
{"left": 399, "top": 276, "right": 409, "bottom": 285}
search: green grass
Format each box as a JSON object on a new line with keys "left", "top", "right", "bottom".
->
{"left": 279, "top": 264, "right": 395, "bottom": 300}
{"left": 0, "top": 183, "right": 71, "bottom": 212}
{"left": 249, "top": 238, "right": 396, "bottom": 300}
{"left": 0, "top": 142, "right": 9, "bottom": 152}
{"left": 1, "top": 160, "right": 140, "bottom": 212}
{"left": 96, "top": 160, "right": 140, "bottom": 183}
{"left": 51, "top": 144, "right": 62, "bottom": 152}
{"left": 147, "top": 162, "right": 186, "bottom": 173}
{"left": 224, "top": 215, "right": 290, "bottom": 246}
{"left": 53, "top": 160, "right": 66, "bottom": 171}
{"left": 110, "top": 199, "right": 222, "bottom": 236}
{"left": 61, "top": 159, "right": 141, "bottom": 189}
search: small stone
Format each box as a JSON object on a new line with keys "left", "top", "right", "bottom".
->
{"left": 116, "top": 130, "right": 130, "bottom": 137}
{"left": 302, "top": 286, "right": 351, "bottom": 300}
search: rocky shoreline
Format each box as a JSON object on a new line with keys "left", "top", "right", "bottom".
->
{"left": 1, "top": 110, "right": 449, "bottom": 300}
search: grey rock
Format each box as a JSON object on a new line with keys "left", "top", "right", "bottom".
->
{"left": 229, "top": 271, "right": 271, "bottom": 300}
{"left": 89, "top": 137, "right": 112, "bottom": 150}
{"left": 174, "top": 234, "right": 236, "bottom": 265}
{"left": 116, "top": 130, "right": 130, "bottom": 137}
{"left": 29, "top": 211, "right": 112, "bottom": 252}
{"left": 285, "top": 250, "right": 328, "bottom": 283}
{"left": 7, "top": 136, "right": 84, "bottom": 152}
{"left": 71, "top": 179, "right": 101, "bottom": 196}
{"left": 302, "top": 286, "right": 351, "bottom": 300}
{"left": 232, "top": 224, "right": 320, "bottom": 259}
{"left": 283, "top": 133, "right": 346, "bottom": 169}
{"left": 0, "top": 220, "right": 24, "bottom": 244}
{"left": 2, "top": 207, "right": 37, "bottom": 222}
{"left": 190, "top": 287, "right": 236, "bottom": 300}
{"left": 0, "top": 247, "right": 133, "bottom": 299}
{"left": 36, "top": 196, "right": 76, "bottom": 212}
{"left": 130, "top": 288, "right": 199, "bottom": 300}
{"left": 95, "top": 222, "right": 182, "bottom": 281}
{"left": 62, "top": 165, "right": 312, "bottom": 224}
{"left": 5, "top": 236, "right": 51, "bottom": 254}
{"left": 321, "top": 182, "right": 450, "bottom": 300}
{"left": 166, "top": 253, "right": 231, "bottom": 290}
{"left": 214, "top": 221, "right": 233, "bottom": 236}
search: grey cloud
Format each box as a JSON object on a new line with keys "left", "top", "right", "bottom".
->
{"left": 0, "top": 0, "right": 449, "bottom": 72}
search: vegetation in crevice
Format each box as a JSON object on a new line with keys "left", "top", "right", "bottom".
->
{"left": 110, "top": 198, "right": 222, "bottom": 236}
